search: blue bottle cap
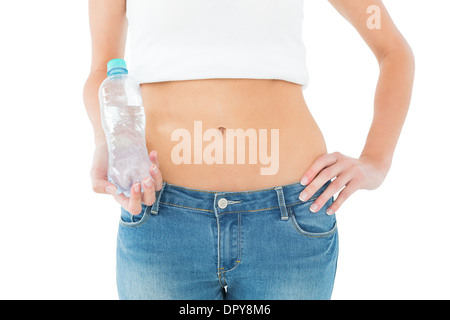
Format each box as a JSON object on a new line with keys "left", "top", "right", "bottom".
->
{"left": 107, "top": 58, "right": 128, "bottom": 76}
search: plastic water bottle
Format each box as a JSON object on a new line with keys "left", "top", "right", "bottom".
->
{"left": 99, "top": 59, "right": 152, "bottom": 197}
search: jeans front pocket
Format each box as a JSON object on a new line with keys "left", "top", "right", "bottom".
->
{"left": 119, "top": 204, "right": 151, "bottom": 228}
{"left": 288, "top": 196, "right": 337, "bottom": 238}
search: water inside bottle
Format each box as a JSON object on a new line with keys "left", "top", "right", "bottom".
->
{"left": 102, "top": 105, "right": 152, "bottom": 196}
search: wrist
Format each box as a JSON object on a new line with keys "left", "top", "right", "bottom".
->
{"left": 359, "top": 153, "right": 392, "bottom": 175}
{"left": 94, "top": 131, "right": 107, "bottom": 148}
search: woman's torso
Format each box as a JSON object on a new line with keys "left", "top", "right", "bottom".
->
{"left": 142, "top": 79, "right": 327, "bottom": 191}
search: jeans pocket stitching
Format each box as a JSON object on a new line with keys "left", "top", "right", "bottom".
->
{"left": 288, "top": 207, "right": 337, "bottom": 238}
{"left": 119, "top": 209, "right": 150, "bottom": 228}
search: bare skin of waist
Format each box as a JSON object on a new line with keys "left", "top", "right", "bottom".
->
{"left": 141, "top": 78, "right": 327, "bottom": 191}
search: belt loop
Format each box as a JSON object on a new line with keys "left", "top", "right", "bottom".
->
{"left": 274, "top": 186, "right": 289, "bottom": 221}
{"left": 213, "top": 193, "right": 224, "bottom": 218}
{"left": 150, "top": 182, "right": 166, "bottom": 215}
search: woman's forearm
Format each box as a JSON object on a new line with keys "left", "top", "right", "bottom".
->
{"left": 360, "top": 44, "right": 415, "bottom": 173}
{"left": 83, "top": 70, "right": 107, "bottom": 146}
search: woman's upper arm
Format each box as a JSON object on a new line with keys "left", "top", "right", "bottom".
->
{"left": 88, "top": 0, "right": 127, "bottom": 73}
{"left": 328, "top": 0, "right": 413, "bottom": 62}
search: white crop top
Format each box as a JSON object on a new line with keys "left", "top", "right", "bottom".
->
{"left": 126, "top": 0, "right": 309, "bottom": 86}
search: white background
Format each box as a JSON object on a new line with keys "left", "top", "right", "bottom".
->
{"left": 0, "top": 0, "right": 448, "bottom": 300}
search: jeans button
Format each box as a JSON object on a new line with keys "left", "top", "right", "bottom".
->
{"left": 218, "top": 198, "right": 228, "bottom": 209}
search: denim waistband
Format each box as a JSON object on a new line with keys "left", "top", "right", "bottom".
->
{"left": 149, "top": 180, "right": 332, "bottom": 220}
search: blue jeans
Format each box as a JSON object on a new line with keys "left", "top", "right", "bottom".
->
{"left": 116, "top": 180, "right": 338, "bottom": 300}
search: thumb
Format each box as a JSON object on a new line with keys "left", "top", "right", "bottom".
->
{"left": 92, "top": 178, "right": 117, "bottom": 195}
{"left": 91, "top": 170, "right": 117, "bottom": 195}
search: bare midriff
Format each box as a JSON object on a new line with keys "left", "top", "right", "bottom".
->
{"left": 142, "top": 79, "right": 327, "bottom": 191}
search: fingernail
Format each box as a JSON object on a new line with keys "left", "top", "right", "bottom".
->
{"left": 106, "top": 186, "right": 116, "bottom": 194}
{"left": 299, "top": 191, "right": 308, "bottom": 201}
{"left": 133, "top": 183, "right": 141, "bottom": 193}
{"left": 144, "top": 177, "right": 152, "bottom": 187}
{"left": 151, "top": 164, "right": 158, "bottom": 173}
{"left": 310, "top": 203, "right": 318, "bottom": 213}
{"left": 326, "top": 208, "right": 335, "bottom": 215}
{"left": 300, "top": 177, "right": 308, "bottom": 186}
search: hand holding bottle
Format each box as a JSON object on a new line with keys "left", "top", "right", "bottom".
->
{"left": 91, "top": 144, "right": 163, "bottom": 215}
